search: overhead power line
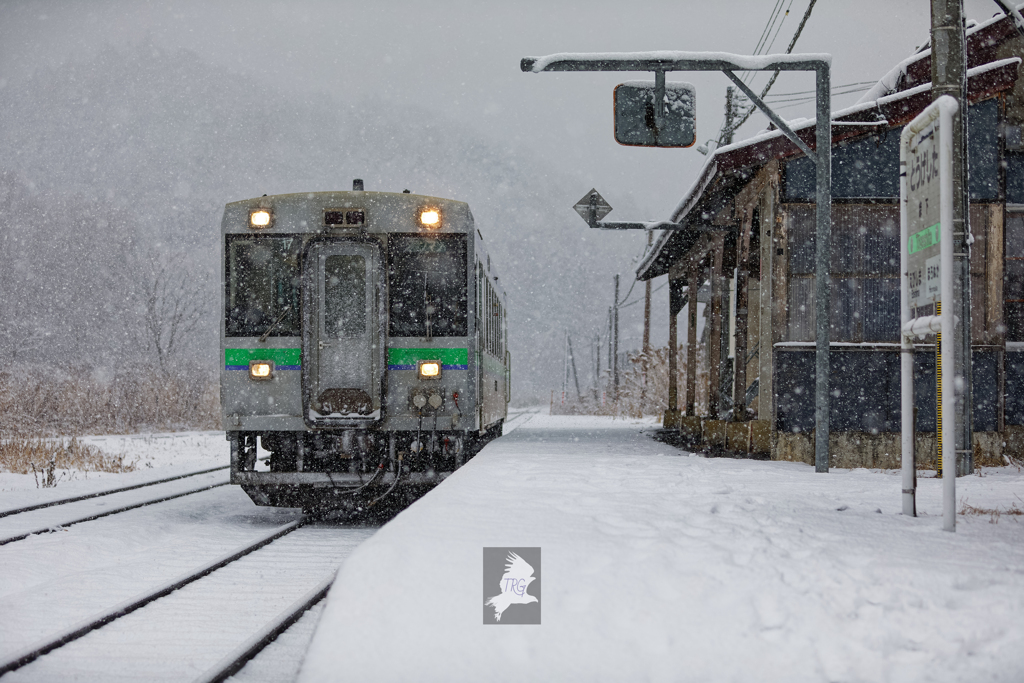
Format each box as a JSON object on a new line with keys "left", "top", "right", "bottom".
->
{"left": 764, "top": 81, "right": 876, "bottom": 99}
{"left": 722, "top": 0, "right": 818, "bottom": 141}
{"left": 763, "top": 0, "right": 796, "bottom": 55}
{"left": 618, "top": 281, "right": 667, "bottom": 309}
{"left": 744, "top": 0, "right": 791, "bottom": 85}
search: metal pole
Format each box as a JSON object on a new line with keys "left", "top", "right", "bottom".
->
{"left": 939, "top": 103, "right": 957, "bottom": 532}
{"left": 931, "top": 0, "right": 973, "bottom": 476}
{"left": 613, "top": 275, "right": 620, "bottom": 401}
{"left": 653, "top": 70, "right": 666, "bottom": 138}
{"left": 814, "top": 61, "right": 832, "bottom": 473}
{"left": 899, "top": 127, "right": 917, "bottom": 517}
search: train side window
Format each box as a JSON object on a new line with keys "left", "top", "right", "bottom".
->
{"left": 476, "top": 264, "right": 482, "bottom": 328}
{"left": 485, "top": 283, "right": 491, "bottom": 354}
{"left": 491, "top": 301, "right": 499, "bottom": 356}
{"left": 479, "top": 264, "right": 486, "bottom": 347}
{"left": 225, "top": 235, "right": 301, "bottom": 337}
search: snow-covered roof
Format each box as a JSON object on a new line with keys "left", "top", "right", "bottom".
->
{"left": 635, "top": 37, "right": 1022, "bottom": 281}
{"left": 856, "top": 4, "right": 1023, "bottom": 104}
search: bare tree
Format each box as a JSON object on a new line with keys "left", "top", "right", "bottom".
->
{"left": 124, "top": 249, "right": 209, "bottom": 374}
{"left": 0, "top": 322, "right": 49, "bottom": 366}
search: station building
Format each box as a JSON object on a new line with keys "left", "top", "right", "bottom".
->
{"left": 637, "top": 12, "right": 1024, "bottom": 466}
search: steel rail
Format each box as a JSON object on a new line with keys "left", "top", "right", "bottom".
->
{"left": 0, "top": 520, "right": 304, "bottom": 676}
{"left": 0, "top": 465, "right": 230, "bottom": 519}
{"left": 0, "top": 481, "right": 229, "bottom": 546}
{"left": 192, "top": 573, "right": 334, "bottom": 683}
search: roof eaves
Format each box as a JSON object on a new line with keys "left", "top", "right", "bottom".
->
{"left": 666, "top": 57, "right": 1019, "bottom": 224}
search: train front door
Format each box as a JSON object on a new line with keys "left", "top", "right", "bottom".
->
{"left": 303, "top": 240, "right": 382, "bottom": 426}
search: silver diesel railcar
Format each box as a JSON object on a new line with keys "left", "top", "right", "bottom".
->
{"left": 222, "top": 183, "right": 509, "bottom": 511}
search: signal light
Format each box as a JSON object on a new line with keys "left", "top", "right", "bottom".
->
{"left": 249, "top": 210, "right": 272, "bottom": 228}
{"left": 418, "top": 360, "right": 441, "bottom": 379}
{"left": 419, "top": 209, "right": 441, "bottom": 228}
{"left": 249, "top": 361, "right": 273, "bottom": 380}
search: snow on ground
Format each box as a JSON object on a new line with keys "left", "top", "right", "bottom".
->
{"left": 300, "top": 413, "right": 1024, "bottom": 683}
{"left": 5, "top": 525, "right": 372, "bottom": 683}
{"left": 0, "top": 486, "right": 303, "bottom": 661}
{"left": 0, "top": 431, "right": 230, "bottom": 510}
{"left": 228, "top": 603, "right": 327, "bottom": 683}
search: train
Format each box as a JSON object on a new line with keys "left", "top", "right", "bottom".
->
{"left": 221, "top": 181, "right": 509, "bottom": 512}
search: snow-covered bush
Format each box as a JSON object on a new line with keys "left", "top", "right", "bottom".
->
{"left": 0, "top": 363, "right": 218, "bottom": 435}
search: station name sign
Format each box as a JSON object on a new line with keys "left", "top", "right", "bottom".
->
{"left": 906, "top": 123, "right": 942, "bottom": 319}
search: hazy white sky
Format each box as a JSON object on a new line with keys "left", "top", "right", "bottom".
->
{"left": 0, "top": 0, "right": 1004, "bottom": 219}
{"left": 0, "top": 1, "right": 1008, "bottom": 363}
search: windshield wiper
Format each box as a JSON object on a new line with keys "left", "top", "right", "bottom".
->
{"left": 259, "top": 306, "right": 291, "bottom": 342}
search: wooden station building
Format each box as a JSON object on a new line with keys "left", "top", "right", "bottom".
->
{"left": 636, "top": 13, "right": 1024, "bottom": 467}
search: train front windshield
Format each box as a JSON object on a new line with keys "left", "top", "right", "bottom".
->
{"left": 388, "top": 234, "right": 467, "bottom": 337}
{"left": 225, "top": 235, "right": 301, "bottom": 337}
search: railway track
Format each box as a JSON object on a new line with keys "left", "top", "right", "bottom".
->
{"left": 0, "top": 468, "right": 230, "bottom": 546}
{"left": 0, "top": 465, "right": 229, "bottom": 519}
{"left": 0, "top": 518, "right": 372, "bottom": 682}
{"left": 0, "top": 419, "right": 523, "bottom": 680}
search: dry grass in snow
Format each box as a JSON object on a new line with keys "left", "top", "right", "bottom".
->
{"left": 0, "top": 434, "right": 136, "bottom": 486}
{"left": 959, "top": 496, "right": 1024, "bottom": 523}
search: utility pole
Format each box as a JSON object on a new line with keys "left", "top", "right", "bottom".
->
{"left": 567, "top": 332, "right": 582, "bottom": 400}
{"left": 931, "top": 0, "right": 973, "bottom": 475}
{"left": 607, "top": 307, "right": 613, "bottom": 393}
{"left": 613, "top": 274, "right": 620, "bottom": 402}
{"left": 722, "top": 86, "right": 737, "bottom": 146}
{"left": 641, "top": 231, "right": 653, "bottom": 406}
{"left": 565, "top": 329, "right": 573, "bottom": 401}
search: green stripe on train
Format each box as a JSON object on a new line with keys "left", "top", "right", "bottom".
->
{"left": 387, "top": 348, "right": 468, "bottom": 365}
{"left": 225, "top": 348, "right": 302, "bottom": 365}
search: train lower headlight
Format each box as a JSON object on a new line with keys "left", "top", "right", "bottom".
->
{"left": 418, "top": 361, "right": 441, "bottom": 379}
{"left": 428, "top": 393, "right": 443, "bottom": 409}
{"left": 412, "top": 393, "right": 428, "bottom": 408}
{"left": 249, "top": 210, "right": 272, "bottom": 228}
{"left": 419, "top": 209, "right": 440, "bottom": 228}
{"left": 249, "top": 361, "right": 273, "bottom": 380}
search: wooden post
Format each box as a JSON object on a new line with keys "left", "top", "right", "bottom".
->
{"left": 686, "top": 263, "right": 699, "bottom": 416}
{"left": 708, "top": 237, "right": 724, "bottom": 419}
{"left": 733, "top": 216, "right": 751, "bottom": 419}
{"left": 642, "top": 232, "right": 653, "bottom": 405}
{"left": 668, "top": 283, "right": 679, "bottom": 413}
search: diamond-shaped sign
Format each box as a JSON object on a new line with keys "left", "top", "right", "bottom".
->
{"left": 573, "top": 188, "right": 613, "bottom": 223}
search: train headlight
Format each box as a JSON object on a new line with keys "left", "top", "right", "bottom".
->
{"left": 412, "top": 393, "right": 428, "bottom": 408}
{"left": 419, "top": 209, "right": 441, "bottom": 229}
{"left": 249, "top": 210, "right": 272, "bottom": 229}
{"left": 249, "top": 360, "right": 273, "bottom": 380}
{"left": 418, "top": 360, "right": 441, "bottom": 379}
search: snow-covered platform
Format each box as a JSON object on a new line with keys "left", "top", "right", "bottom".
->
{"left": 300, "top": 413, "right": 1024, "bottom": 683}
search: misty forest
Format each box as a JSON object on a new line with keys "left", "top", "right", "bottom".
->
{"left": 0, "top": 43, "right": 656, "bottom": 435}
